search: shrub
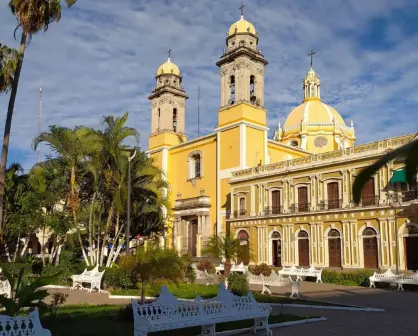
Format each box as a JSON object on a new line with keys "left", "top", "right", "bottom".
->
{"left": 322, "top": 269, "right": 373, "bottom": 286}
{"left": 117, "top": 304, "right": 133, "bottom": 322}
{"left": 102, "top": 267, "right": 133, "bottom": 289}
{"left": 227, "top": 273, "right": 249, "bottom": 296}
{"left": 197, "top": 260, "right": 215, "bottom": 274}
{"left": 185, "top": 264, "right": 196, "bottom": 284}
{"left": 146, "top": 281, "right": 219, "bottom": 299}
{"left": 249, "top": 263, "right": 272, "bottom": 276}
{"left": 30, "top": 258, "right": 44, "bottom": 276}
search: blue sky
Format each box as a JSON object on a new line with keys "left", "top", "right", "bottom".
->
{"left": 1, "top": 0, "right": 418, "bottom": 170}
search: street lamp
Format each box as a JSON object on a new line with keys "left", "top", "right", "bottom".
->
{"left": 388, "top": 191, "right": 400, "bottom": 274}
{"left": 126, "top": 149, "right": 137, "bottom": 255}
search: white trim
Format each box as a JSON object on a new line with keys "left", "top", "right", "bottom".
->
{"left": 321, "top": 102, "right": 334, "bottom": 122}
{"left": 234, "top": 228, "right": 250, "bottom": 239}
{"left": 220, "top": 166, "right": 247, "bottom": 179}
{"left": 240, "top": 124, "right": 247, "bottom": 168}
{"left": 358, "top": 224, "right": 380, "bottom": 269}
{"left": 233, "top": 191, "right": 249, "bottom": 196}
{"left": 162, "top": 147, "right": 168, "bottom": 180}
{"left": 398, "top": 222, "right": 418, "bottom": 270}
{"left": 267, "top": 139, "right": 311, "bottom": 154}
{"left": 216, "top": 132, "right": 221, "bottom": 234}
{"left": 146, "top": 145, "right": 171, "bottom": 155}
{"left": 303, "top": 101, "right": 311, "bottom": 121}
{"left": 323, "top": 226, "right": 343, "bottom": 268}
{"left": 215, "top": 120, "right": 269, "bottom": 132}
{"left": 264, "top": 130, "right": 268, "bottom": 164}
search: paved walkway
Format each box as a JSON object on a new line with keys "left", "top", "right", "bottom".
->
{"left": 45, "top": 282, "right": 418, "bottom": 335}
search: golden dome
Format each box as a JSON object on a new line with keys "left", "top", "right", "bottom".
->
{"left": 283, "top": 100, "right": 345, "bottom": 131}
{"left": 156, "top": 58, "right": 180, "bottom": 77}
{"left": 228, "top": 15, "right": 257, "bottom": 36}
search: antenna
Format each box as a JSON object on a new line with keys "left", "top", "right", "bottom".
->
{"left": 197, "top": 85, "right": 200, "bottom": 137}
{"left": 37, "top": 78, "right": 43, "bottom": 163}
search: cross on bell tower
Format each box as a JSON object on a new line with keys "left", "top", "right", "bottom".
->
{"left": 308, "top": 49, "right": 316, "bottom": 68}
{"left": 167, "top": 48, "right": 172, "bottom": 59}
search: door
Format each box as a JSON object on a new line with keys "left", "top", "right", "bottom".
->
{"left": 328, "top": 238, "right": 342, "bottom": 268}
{"left": 327, "top": 182, "right": 339, "bottom": 209}
{"left": 188, "top": 220, "right": 198, "bottom": 257}
{"left": 298, "top": 187, "right": 309, "bottom": 212}
{"left": 237, "top": 230, "right": 250, "bottom": 265}
{"left": 361, "top": 178, "right": 375, "bottom": 206}
{"left": 363, "top": 237, "right": 378, "bottom": 269}
{"left": 405, "top": 237, "right": 418, "bottom": 270}
{"left": 271, "top": 190, "right": 281, "bottom": 214}
{"left": 298, "top": 239, "right": 310, "bottom": 267}
{"left": 272, "top": 240, "right": 282, "bottom": 267}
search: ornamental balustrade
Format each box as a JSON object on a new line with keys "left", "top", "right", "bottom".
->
{"left": 264, "top": 206, "right": 281, "bottom": 215}
{"left": 289, "top": 203, "right": 310, "bottom": 213}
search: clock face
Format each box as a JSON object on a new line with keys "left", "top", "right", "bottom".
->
{"left": 314, "top": 136, "right": 328, "bottom": 148}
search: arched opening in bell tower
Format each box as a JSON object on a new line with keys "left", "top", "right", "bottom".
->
{"left": 229, "top": 75, "right": 235, "bottom": 104}
{"left": 173, "top": 108, "right": 178, "bottom": 132}
{"left": 250, "top": 75, "right": 256, "bottom": 104}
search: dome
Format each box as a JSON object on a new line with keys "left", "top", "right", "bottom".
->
{"left": 228, "top": 15, "right": 257, "bottom": 36}
{"left": 156, "top": 58, "right": 180, "bottom": 77}
{"left": 283, "top": 100, "right": 346, "bottom": 131}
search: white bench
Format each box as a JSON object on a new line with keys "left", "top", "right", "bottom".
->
{"left": 279, "top": 265, "right": 323, "bottom": 283}
{"left": 215, "top": 262, "right": 248, "bottom": 274}
{"left": 0, "top": 307, "right": 51, "bottom": 335}
{"left": 192, "top": 264, "right": 215, "bottom": 285}
{"left": 131, "top": 284, "right": 272, "bottom": 336}
{"left": 369, "top": 269, "right": 403, "bottom": 288}
{"left": 0, "top": 278, "right": 11, "bottom": 298}
{"left": 395, "top": 272, "right": 418, "bottom": 290}
{"left": 71, "top": 265, "right": 105, "bottom": 293}
{"left": 248, "top": 271, "right": 300, "bottom": 298}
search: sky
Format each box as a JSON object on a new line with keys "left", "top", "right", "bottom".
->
{"left": 1, "top": 0, "right": 418, "bottom": 170}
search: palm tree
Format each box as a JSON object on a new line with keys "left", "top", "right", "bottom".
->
{"left": 0, "top": 43, "right": 18, "bottom": 93}
{"left": 121, "top": 244, "right": 186, "bottom": 304}
{"left": 32, "top": 125, "right": 94, "bottom": 265}
{"left": 0, "top": 0, "right": 77, "bottom": 231}
{"left": 353, "top": 135, "right": 418, "bottom": 203}
{"left": 202, "top": 234, "right": 244, "bottom": 278}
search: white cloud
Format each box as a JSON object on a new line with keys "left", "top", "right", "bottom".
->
{"left": 0, "top": 0, "right": 417, "bottom": 170}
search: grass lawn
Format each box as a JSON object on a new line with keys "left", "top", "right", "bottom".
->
{"left": 42, "top": 304, "right": 312, "bottom": 336}
{"left": 110, "top": 283, "right": 352, "bottom": 307}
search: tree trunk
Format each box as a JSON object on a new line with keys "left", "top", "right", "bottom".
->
{"left": 100, "top": 204, "right": 114, "bottom": 266}
{"left": 106, "top": 222, "right": 124, "bottom": 267}
{"left": 55, "top": 244, "right": 63, "bottom": 265}
{"left": 88, "top": 192, "right": 96, "bottom": 265}
{"left": 13, "top": 231, "right": 20, "bottom": 262}
{"left": 141, "top": 282, "right": 146, "bottom": 304}
{"left": 77, "top": 230, "right": 90, "bottom": 266}
{"left": 110, "top": 237, "right": 124, "bottom": 268}
{"left": 20, "top": 237, "right": 29, "bottom": 257}
{"left": 0, "top": 32, "right": 27, "bottom": 232}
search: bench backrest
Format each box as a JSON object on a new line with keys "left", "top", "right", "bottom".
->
{"left": 0, "top": 279, "right": 11, "bottom": 298}
{"left": 264, "top": 271, "right": 291, "bottom": 284}
{"left": 376, "top": 269, "right": 398, "bottom": 279}
{"left": 0, "top": 308, "right": 48, "bottom": 335}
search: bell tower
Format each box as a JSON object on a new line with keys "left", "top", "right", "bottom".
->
{"left": 216, "top": 6, "right": 268, "bottom": 126}
{"left": 148, "top": 50, "right": 189, "bottom": 150}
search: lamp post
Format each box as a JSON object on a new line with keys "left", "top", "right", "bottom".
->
{"left": 388, "top": 191, "right": 400, "bottom": 274}
{"left": 127, "top": 149, "right": 137, "bottom": 255}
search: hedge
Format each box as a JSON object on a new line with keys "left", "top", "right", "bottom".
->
{"left": 322, "top": 269, "right": 373, "bottom": 286}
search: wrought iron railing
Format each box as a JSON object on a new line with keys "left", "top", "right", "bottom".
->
{"left": 318, "top": 199, "right": 342, "bottom": 210}
{"left": 289, "top": 203, "right": 310, "bottom": 213}
{"left": 264, "top": 206, "right": 282, "bottom": 215}
{"left": 233, "top": 209, "right": 247, "bottom": 218}
{"left": 352, "top": 195, "right": 380, "bottom": 207}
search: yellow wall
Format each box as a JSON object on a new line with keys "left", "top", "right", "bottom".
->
{"left": 149, "top": 132, "right": 186, "bottom": 151}
{"left": 218, "top": 103, "right": 267, "bottom": 128}
{"left": 246, "top": 127, "right": 265, "bottom": 167}
{"left": 267, "top": 142, "right": 307, "bottom": 163}
{"left": 220, "top": 127, "right": 240, "bottom": 170}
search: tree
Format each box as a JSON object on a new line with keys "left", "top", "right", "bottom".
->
{"left": 202, "top": 234, "right": 244, "bottom": 278}
{"left": 353, "top": 135, "right": 418, "bottom": 203}
{"left": 0, "top": 43, "right": 18, "bottom": 93}
{"left": 0, "top": 0, "right": 77, "bottom": 232}
{"left": 120, "top": 244, "right": 185, "bottom": 304}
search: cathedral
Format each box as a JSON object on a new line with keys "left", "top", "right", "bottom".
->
{"left": 147, "top": 10, "right": 418, "bottom": 271}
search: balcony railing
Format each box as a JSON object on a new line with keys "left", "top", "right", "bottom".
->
{"left": 352, "top": 195, "right": 380, "bottom": 207}
{"left": 264, "top": 206, "right": 282, "bottom": 215}
{"left": 318, "top": 199, "right": 342, "bottom": 210}
{"left": 289, "top": 203, "right": 310, "bottom": 213}
{"left": 234, "top": 209, "right": 247, "bottom": 218}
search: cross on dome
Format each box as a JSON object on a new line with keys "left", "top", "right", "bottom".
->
{"left": 167, "top": 48, "right": 172, "bottom": 61}
{"left": 308, "top": 49, "right": 316, "bottom": 68}
{"left": 239, "top": 4, "right": 245, "bottom": 17}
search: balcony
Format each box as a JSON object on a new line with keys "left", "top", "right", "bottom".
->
{"left": 234, "top": 209, "right": 247, "bottom": 218}
{"left": 264, "top": 206, "right": 282, "bottom": 215}
{"left": 318, "top": 199, "right": 342, "bottom": 211}
{"left": 352, "top": 195, "right": 380, "bottom": 207}
{"left": 289, "top": 203, "right": 310, "bottom": 213}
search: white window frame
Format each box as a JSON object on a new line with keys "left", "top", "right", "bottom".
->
{"left": 188, "top": 150, "right": 203, "bottom": 180}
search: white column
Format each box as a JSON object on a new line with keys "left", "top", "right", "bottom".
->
{"left": 231, "top": 188, "right": 235, "bottom": 218}
{"left": 250, "top": 185, "right": 256, "bottom": 216}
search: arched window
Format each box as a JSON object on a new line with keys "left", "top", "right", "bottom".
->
{"left": 271, "top": 231, "right": 281, "bottom": 239}
{"left": 188, "top": 152, "right": 202, "bottom": 179}
{"left": 298, "top": 230, "right": 309, "bottom": 238}
{"left": 363, "top": 227, "right": 377, "bottom": 236}
{"left": 328, "top": 229, "right": 340, "bottom": 237}
{"left": 250, "top": 75, "right": 256, "bottom": 104}
{"left": 157, "top": 108, "right": 161, "bottom": 131}
{"left": 173, "top": 108, "right": 177, "bottom": 132}
{"left": 230, "top": 75, "right": 235, "bottom": 104}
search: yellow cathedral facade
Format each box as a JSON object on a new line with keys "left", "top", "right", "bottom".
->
{"left": 147, "top": 11, "right": 418, "bottom": 271}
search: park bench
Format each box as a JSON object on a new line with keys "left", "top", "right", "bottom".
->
{"left": 70, "top": 265, "right": 105, "bottom": 293}
{"left": 278, "top": 265, "right": 323, "bottom": 283}
{"left": 131, "top": 284, "right": 272, "bottom": 336}
{"left": 191, "top": 264, "right": 215, "bottom": 285}
{"left": 0, "top": 268, "right": 11, "bottom": 298}
{"left": 248, "top": 271, "right": 300, "bottom": 298}
{"left": 395, "top": 272, "right": 418, "bottom": 290}
{"left": 0, "top": 308, "right": 51, "bottom": 336}
{"left": 215, "top": 262, "right": 248, "bottom": 274}
{"left": 369, "top": 269, "right": 403, "bottom": 288}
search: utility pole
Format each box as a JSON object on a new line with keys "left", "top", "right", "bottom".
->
{"left": 37, "top": 78, "right": 43, "bottom": 163}
{"left": 197, "top": 86, "right": 200, "bottom": 137}
{"left": 126, "top": 150, "right": 137, "bottom": 255}
{"left": 388, "top": 191, "right": 400, "bottom": 274}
